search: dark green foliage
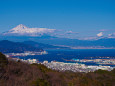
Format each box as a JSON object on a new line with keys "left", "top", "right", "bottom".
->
{"left": 35, "top": 64, "right": 53, "bottom": 73}
{"left": 94, "top": 69, "right": 110, "bottom": 74}
{"left": 0, "top": 52, "right": 8, "bottom": 67}
{"left": 111, "top": 68, "right": 115, "bottom": 74}
{"left": 31, "top": 79, "right": 50, "bottom": 86}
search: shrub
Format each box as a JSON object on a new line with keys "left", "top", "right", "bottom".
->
{"left": 0, "top": 52, "right": 8, "bottom": 67}
{"left": 30, "top": 79, "right": 50, "bottom": 86}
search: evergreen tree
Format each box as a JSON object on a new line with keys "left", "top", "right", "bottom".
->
{"left": 0, "top": 52, "right": 8, "bottom": 67}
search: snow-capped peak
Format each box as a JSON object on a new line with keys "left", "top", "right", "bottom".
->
{"left": 4, "top": 24, "right": 56, "bottom": 36}
{"left": 13, "top": 24, "right": 28, "bottom": 30}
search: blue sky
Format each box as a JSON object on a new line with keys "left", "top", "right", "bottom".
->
{"left": 0, "top": 0, "right": 115, "bottom": 39}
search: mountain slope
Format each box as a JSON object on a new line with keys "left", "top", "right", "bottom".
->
{"left": 0, "top": 40, "right": 43, "bottom": 53}
{"left": 22, "top": 41, "right": 68, "bottom": 49}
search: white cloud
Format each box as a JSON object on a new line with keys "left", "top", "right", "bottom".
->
{"left": 97, "top": 32, "right": 103, "bottom": 37}
{"left": 66, "top": 31, "right": 78, "bottom": 34}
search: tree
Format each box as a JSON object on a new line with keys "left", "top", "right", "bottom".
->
{"left": 0, "top": 52, "right": 8, "bottom": 67}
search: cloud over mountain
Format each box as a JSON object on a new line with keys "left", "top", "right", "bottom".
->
{"left": 3, "top": 24, "right": 56, "bottom": 36}
{"left": 65, "top": 31, "right": 78, "bottom": 34}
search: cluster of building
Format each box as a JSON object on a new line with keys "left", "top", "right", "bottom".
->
{"left": 8, "top": 57, "right": 38, "bottom": 64}
{"left": 7, "top": 56, "right": 115, "bottom": 73}
{"left": 71, "top": 58, "right": 115, "bottom": 65}
{"left": 21, "top": 58, "right": 38, "bottom": 64}
{"left": 5, "top": 51, "right": 48, "bottom": 56}
{"left": 42, "top": 61, "right": 114, "bottom": 73}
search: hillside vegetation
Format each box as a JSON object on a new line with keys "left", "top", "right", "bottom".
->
{"left": 0, "top": 52, "right": 115, "bottom": 86}
{"left": 0, "top": 40, "right": 43, "bottom": 53}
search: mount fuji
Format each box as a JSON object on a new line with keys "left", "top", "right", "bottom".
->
{"left": 3, "top": 24, "right": 56, "bottom": 36}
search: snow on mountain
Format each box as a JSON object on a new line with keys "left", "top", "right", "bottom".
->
{"left": 108, "top": 33, "right": 115, "bottom": 38}
{"left": 3, "top": 24, "right": 56, "bottom": 36}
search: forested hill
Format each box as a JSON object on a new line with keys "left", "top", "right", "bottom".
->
{"left": 22, "top": 40, "right": 68, "bottom": 49}
{"left": 0, "top": 40, "right": 43, "bottom": 53}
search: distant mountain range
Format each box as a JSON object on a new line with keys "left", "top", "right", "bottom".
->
{"left": 0, "top": 36, "right": 115, "bottom": 49}
{"left": 0, "top": 40, "right": 68, "bottom": 53}
{"left": 37, "top": 37, "right": 115, "bottom": 48}
{"left": 0, "top": 37, "right": 115, "bottom": 51}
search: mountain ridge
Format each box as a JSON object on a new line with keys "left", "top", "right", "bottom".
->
{"left": 22, "top": 40, "right": 69, "bottom": 49}
{"left": 0, "top": 40, "right": 43, "bottom": 53}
